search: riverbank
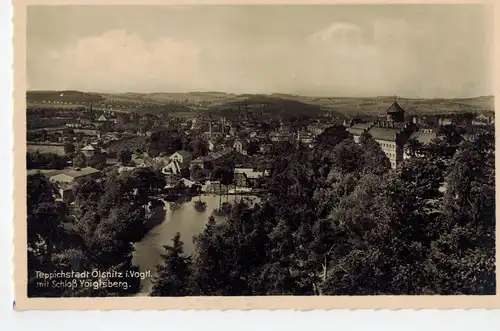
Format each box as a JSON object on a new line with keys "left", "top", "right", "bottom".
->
{"left": 157, "top": 187, "right": 267, "bottom": 202}
{"left": 132, "top": 194, "right": 262, "bottom": 296}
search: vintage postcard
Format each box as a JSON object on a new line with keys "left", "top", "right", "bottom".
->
{"left": 13, "top": 0, "right": 500, "bottom": 310}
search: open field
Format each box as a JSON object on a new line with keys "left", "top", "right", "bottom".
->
{"left": 27, "top": 143, "right": 65, "bottom": 155}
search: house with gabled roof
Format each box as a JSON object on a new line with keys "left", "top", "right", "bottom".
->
{"left": 233, "top": 139, "right": 245, "bottom": 154}
{"left": 97, "top": 114, "right": 108, "bottom": 122}
{"left": 49, "top": 166, "right": 101, "bottom": 185}
{"left": 168, "top": 150, "right": 193, "bottom": 167}
{"left": 189, "top": 148, "right": 232, "bottom": 171}
{"left": 81, "top": 144, "right": 107, "bottom": 158}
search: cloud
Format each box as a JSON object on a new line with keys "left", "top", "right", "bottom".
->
{"left": 308, "top": 22, "right": 379, "bottom": 60}
{"left": 30, "top": 29, "right": 201, "bottom": 92}
{"left": 27, "top": 15, "right": 491, "bottom": 98}
{"left": 295, "top": 21, "right": 425, "bottom": 96}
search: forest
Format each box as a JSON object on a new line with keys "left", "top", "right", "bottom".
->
{"left": 149, "top": 124, "right": 495, "bottom": 295}
{"left": 27, "top": 124, "right": 495, "bottom": 296}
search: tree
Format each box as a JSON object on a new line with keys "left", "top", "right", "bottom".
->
{"left": 27, "top": 174, "right": 90, "bottom": 297}
{"left": 191, "top": 165, "right": 206, "bottom": 182}
{"left": 118, "top": 149, "right": 132, "bottom": 164}
{"left": 150, "top": 233, "right": 192, "bottom": 296}
{"left": 189, "top": 217, "right": 224, "bottom": 295}
{"left": 246, "top": 140, "right": 260, "bottom": 156}
{"left": 121, "top": 123, "right": 495, "bottom": 296}
{"left": 405, "top": 137, "right": 423, "bottom": 158}
{"left": 87, "top": 153, "right": 107, "bottom": 170}
{"left": 64, "top": 143, "right": 75, "bottom": 155}
{"left": 314, "top": 125, "right": 350, "bottom": 153}
{"left": 427, "top": 130, "right": 495, "bottom": 294}
{"left": 73, "top": 152, "right": 87, "bottom": 168}
{"left": 27, "top": 174, "right": 65, "bottom": 252}
{"left": 190, "top": 140, "right": 209, "bottom": 158}
{"left": 27, "top": 152, "right": 68, "bottom": 170}
{"left": 148, "top": 129, "right": 184, "bottom": 156}
{"left": 359, "top": 132, "right": 391, "bottom": 175}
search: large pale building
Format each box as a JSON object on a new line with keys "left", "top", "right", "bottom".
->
{"left": 348, "top": 102, "right": 416, "bottom": 169}
{"left": 367, "top": 122, "right": 414, "bottom": 169}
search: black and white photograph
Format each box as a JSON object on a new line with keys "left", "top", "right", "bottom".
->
{"left": 23, "top": 3, "right": 495, "bottom": 301}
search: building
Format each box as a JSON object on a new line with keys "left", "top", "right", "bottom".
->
{"left": 233, "top": 139, "right": 244, "bottom": 153}
{"left": 347, "top": 122, "right": 374, "bottom": 143}
{"left": 81, "top": 144, "right": 106, "bottom": 158}
{"left": 57, "top": 183, "right": 77, "bottom": 204}
{"left": 363, "top": 102, "right": 415, "bottom": 169}
{"left": 201, "top": 131, "right": 224, "bottom": 140}
{"left": 49, "top": 167, "right": 101, "bottom": 203}
{"left": 94, "top": 114, "right": 112, "bottom": 131}
{"left": 297, "top": 131, "right": 314, "bottom": 145}
{"left": 234, "top": 167, "right": 266, "bottom": 187}
{"left": 168, "top": 150, "right": 193, "bottom": 167}
{"left": 189, "top": 148, "right": 232, "bottom": 171}
{"left": 207, "top": 140, "right": 215, "bottom": 151}
{"left": 307, "top": 123, "right": 331, "bottom": 137}
{"left": 386, "top": 101, "right": 405, "bottom": 122}
{"left": 269, "top": 131, "right": 295, "bottom": 143}
{"left": 161, "top": 160, "right": 183, "bottom": 184}
{"left": 49, "top": 167, "right": 101, "bottom": 185}
{"left": 96, "top": 114, "right": 108, "bottom": 122}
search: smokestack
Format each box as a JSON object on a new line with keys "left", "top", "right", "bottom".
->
{"left": 376, "top": 97, "right": 381, "bottom": 119}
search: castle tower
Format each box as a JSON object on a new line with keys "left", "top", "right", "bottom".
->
{"left": 386, "top": 101, "right": 405, "bottom": 123}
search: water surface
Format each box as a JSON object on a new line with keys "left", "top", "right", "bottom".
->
{"left": 132, "top": 194, "right": 259, "bottom": 295}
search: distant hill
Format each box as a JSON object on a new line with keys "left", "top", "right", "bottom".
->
{"left": 26, "top": 90, "right": 494, "bottom": 116}
{"left": 27, "top": 90, "right": 105, "bottom": 103}
{"left": 210, "top": 94, "right": 341, "bottom": 120}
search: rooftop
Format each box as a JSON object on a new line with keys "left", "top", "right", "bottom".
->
{"left": 347, "top": 128, "right": 366, "bottom": 136}
{"left": 351, "top": 122, "right": 373, "bottom": 130}
{"left": 387, "top": 101, "right": 405, "bottom": 114}
{"left": 407, "top": 130, "right": 437, "bottom": 145}
{"left": 81, "top": 145, "right": 95, "bottom": 151}
{"left": 27, "top": 169, "right": 63, "bottom": 177}
{"left": 96, "top": 115, "right": 108, "bottom": 122}
{"left": 62, "top": 167, "right": 101, "bottom": 179}
{"left": 367, "top": 127, "right": 402, "bottom": 141}
{"left": 172, "top": 150, "right": 193, "bottom": 160}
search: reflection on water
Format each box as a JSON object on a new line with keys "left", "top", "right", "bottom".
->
{"left": 132, "top": 194, "right": 260, "bottom": 295}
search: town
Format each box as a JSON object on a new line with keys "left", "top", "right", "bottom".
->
{"left": 25, "top": 83, "right": 497, "bottom": 300}
{"left": 27, "top": 93, "right": 494, "bottom": 205}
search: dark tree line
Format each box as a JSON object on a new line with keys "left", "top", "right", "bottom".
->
{"left": 150, "top": 124, "right": 495, "bottom": 296}
{"left": 27, "top": 152, "right": 70, "bottom": 170}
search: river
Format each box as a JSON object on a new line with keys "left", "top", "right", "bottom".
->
{"left": 132, "top": 194, "right": 260, "bottom": 296}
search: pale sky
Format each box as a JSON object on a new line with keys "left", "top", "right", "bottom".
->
{"left": 27, "top": 5, "right": 494, "bottom": 98}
